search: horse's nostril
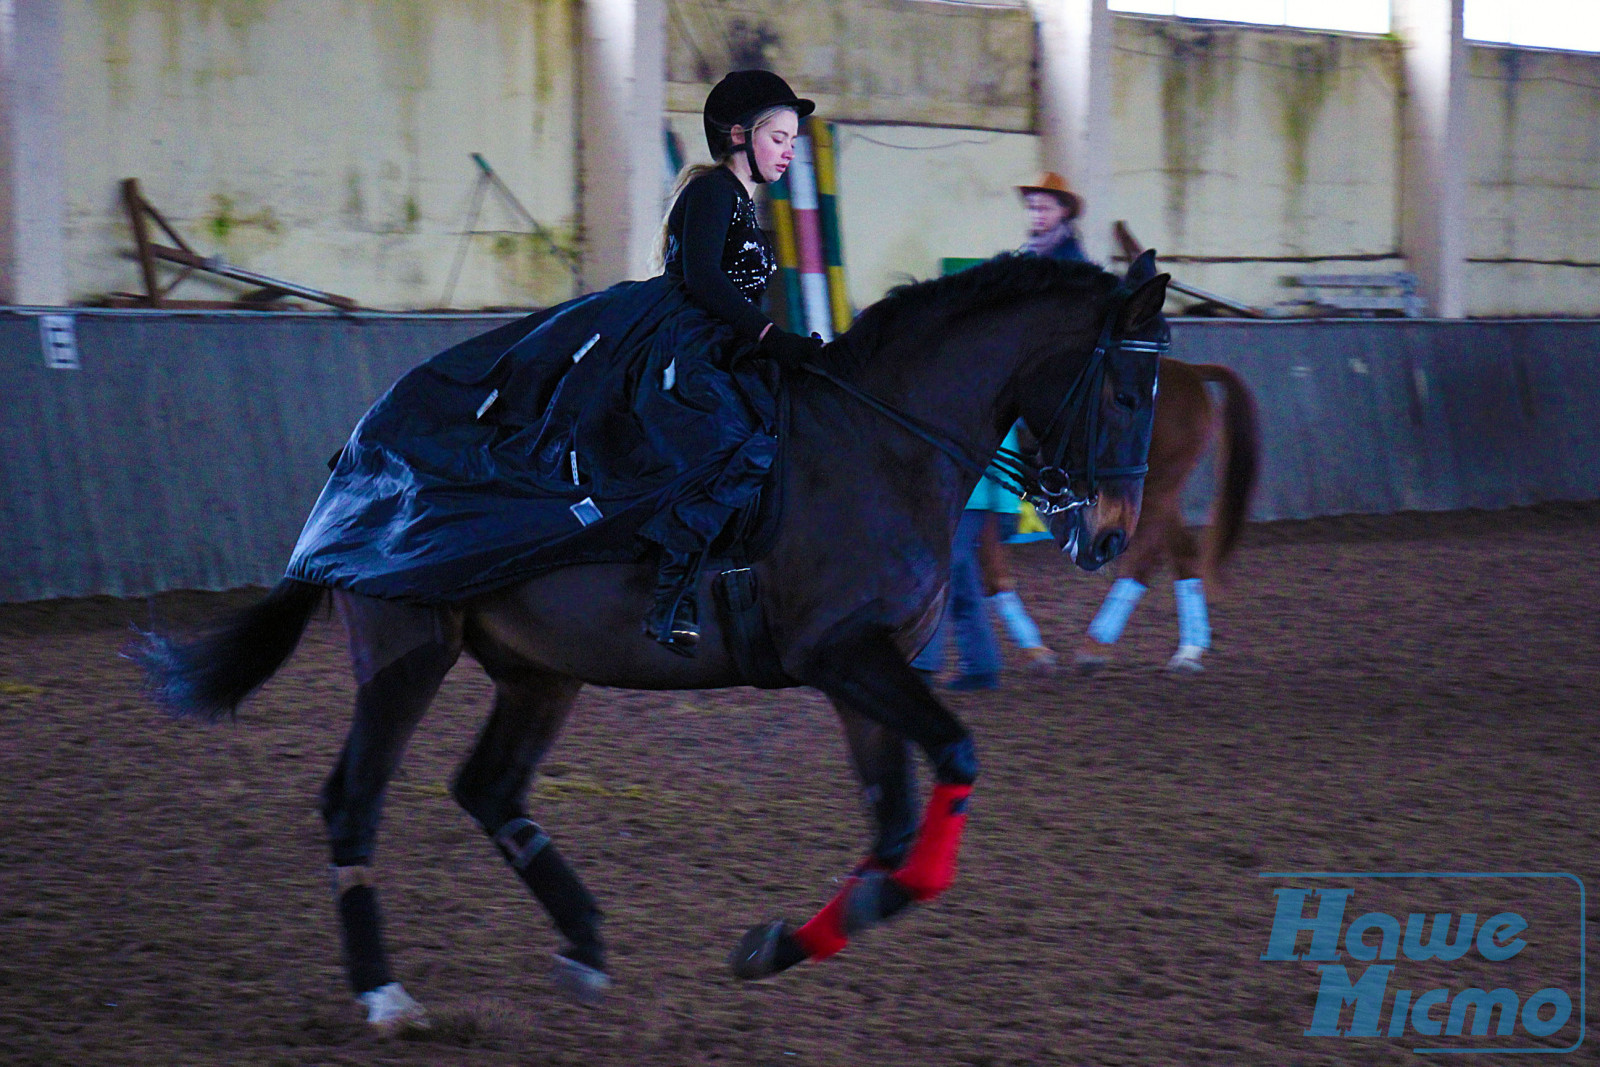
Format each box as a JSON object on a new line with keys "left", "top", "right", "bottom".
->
{"left": 1097, "top": 529, "right": 1126, "bottom": 561}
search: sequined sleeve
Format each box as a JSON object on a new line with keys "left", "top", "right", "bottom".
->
{"left": 675, "top": 170, "right": 775, "bottom": 341}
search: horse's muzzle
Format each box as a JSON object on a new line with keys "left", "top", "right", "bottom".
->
{"left": 1055, "top": 511, "right": 1129, "bottom": 572}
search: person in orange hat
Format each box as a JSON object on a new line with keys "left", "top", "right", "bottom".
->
{"left": 1017, "top": 171, "right": 1088, "bottom": 263}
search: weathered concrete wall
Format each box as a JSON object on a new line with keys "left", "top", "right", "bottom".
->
{"left": 669, "top": 11, "right": 1418, "bottom": 316}
{"left": 665, "top": 8, "right": 1599, "bottom": 318}
{"left": 829, "top": 125, "right": 1040, "bottom": 311}
{"left": 39, "top": 3, "right": 1600, "bottom": 318}
{"left": 664, "top": 0, "right": 1035, "bottom": 131}
{"left": 1464, "top": 45, "right": 1600, "bottom": 316}
{"left": 1107, "top": 16, "right": 1408, "bottom": 311}
{"left": 62, "top": 0, "right": 580, "bottom": 310}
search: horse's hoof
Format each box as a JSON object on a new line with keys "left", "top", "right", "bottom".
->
{"left": 1073, "top": 652, "right": 1107, "bottom": 675}
{"left": 357, "top": 981, "right": 430, "bottom": 1033}
{"left": 551, "top": 952, "right": 611, "bottom": 1006}
{"left": 1023, "top": 646, "right": 1059, "bottom": 673}
{"left": 1166, "top": 646, "right": 1205, "bottom": 674}
{"left": 730, "top": 919, "right": 802, "bottom": 981}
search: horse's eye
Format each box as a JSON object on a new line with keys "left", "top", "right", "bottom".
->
{"left": 1114, "top": 392, "right": 1138, "bottom": 411}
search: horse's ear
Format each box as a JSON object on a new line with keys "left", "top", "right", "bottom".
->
{"left": 1116, "top": 273, "right": 1171, "bottom": 336}
{"left": 1125, "top": 248, "right": 1159, "bottom": 286}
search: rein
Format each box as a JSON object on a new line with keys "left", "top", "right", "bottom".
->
{"left": 799, "top": 289, "right": 1166, "bottom": 517}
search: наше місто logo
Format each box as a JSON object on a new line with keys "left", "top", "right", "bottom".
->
{"left": 1259, "top": 872, "right": 1585, "bottom": 1054}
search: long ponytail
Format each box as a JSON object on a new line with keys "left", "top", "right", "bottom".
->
{"left": 653, "top": 162, "right": 724, "bottom": 270}
{"left": 652, "top": 105, "right": 796, "bottom": 270}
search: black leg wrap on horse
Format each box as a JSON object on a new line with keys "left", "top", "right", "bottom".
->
{"left": 335, "top": 882, "right": 394, "bottom": 995}
{"left": 845, "top": 870, "right": 917, "bottom": 933}
{"left": 771, "top": 930, "right": 810, "bottom": 972}
{"left": 494, "top": 818, "right": 604, "bottom": 968}
{"left": 862, "top": 778, "right": 918, "bottom": 871}
{"left": 929, "top": 734, "right": 979, "bottom": 786}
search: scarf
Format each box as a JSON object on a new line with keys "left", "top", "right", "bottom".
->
{"left": 1021, "top": 222, "right": 1077, "bottom": 257}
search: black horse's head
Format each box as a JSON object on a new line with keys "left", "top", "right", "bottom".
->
{"left": 1022, "top": 250, "right": 1168, "bottom": 571}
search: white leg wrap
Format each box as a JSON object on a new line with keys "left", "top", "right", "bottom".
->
{"left": 1174, "top": 578, "right": 1211, "bottom": 650}
{"left": 358, "top": 981, "right": 429, "bottom": 1031}
{"left": 988, "top": 591, "right": 1043, "bottom": 649}
{"left": 1086, "top": 578, "right": 1147, "bottom": 645}
{"left": 331, "top": 864, "right": 373, "bottom": 895}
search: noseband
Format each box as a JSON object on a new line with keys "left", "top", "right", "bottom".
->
{"left": 801, "top": 284, "right": 1166, "bottom": 517}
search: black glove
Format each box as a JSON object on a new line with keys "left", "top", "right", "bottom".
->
{"left": 759, "top": 328, "right": 824, "bottom": 369}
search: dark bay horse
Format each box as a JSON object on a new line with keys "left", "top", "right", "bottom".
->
{"left": 135, "top": 254, "right": 1169, "bottom": 1028}
{"left": 1075, "top": 357, "right": 1259, "bottom": 673}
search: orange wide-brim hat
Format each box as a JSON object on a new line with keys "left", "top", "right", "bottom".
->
{"left": 1017, "top": 171, "right": 1084, "bottom": 220}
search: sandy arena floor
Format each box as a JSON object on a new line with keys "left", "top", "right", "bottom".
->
{"left": 1, "top": 503, "right": 1596, "bottom": 1066}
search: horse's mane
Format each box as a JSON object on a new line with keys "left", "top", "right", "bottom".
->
{"left": 816, "top": 253, "right": 1116, "bottom": 375}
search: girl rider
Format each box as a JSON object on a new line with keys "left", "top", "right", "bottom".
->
{"left": 638, "top": 69, "right": 822, "bottom": 651}
{"left": 287, "top": 71, "right": 823, "bottom": 656}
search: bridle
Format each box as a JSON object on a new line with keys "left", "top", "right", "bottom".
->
{"left": 802, "top": 284, "right": 1167, "bottom": 517}
{"left": 991, "top": 288, "right": 1167, "bottom": 514}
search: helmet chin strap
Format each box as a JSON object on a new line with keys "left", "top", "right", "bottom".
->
{"left": 743, "top": 137, "right": 769, "bottom": 184}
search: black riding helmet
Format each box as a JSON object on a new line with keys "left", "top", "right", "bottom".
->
{"left": 703, "top": 70, "right": 814, "bottom": 184}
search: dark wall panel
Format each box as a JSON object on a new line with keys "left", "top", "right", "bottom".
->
{"left": 1168, "top": 320, "right": 1600, "bottom": 525}
{"left": 0, "top": 310, "right": 519, "bottom": 601}
{"left": 2, "top": 311, "right": 1597, "bottom": 601}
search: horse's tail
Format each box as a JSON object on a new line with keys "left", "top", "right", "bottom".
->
{"left": 1190, "top": 363, "right": 1260, "bottom": 575}
{"left": 129, "top": 578, "right": 326, "bottom": 722}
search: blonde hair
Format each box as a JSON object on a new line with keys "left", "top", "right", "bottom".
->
{"left": 653, "top": 105, "right": 796, "bottom": 269}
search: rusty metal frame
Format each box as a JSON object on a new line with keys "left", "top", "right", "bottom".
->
{"left": 118, "top": 178, "right": 357, "bottom": 311}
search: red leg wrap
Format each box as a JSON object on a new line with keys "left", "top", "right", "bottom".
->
{"left": 891, "top": 783, "right": 972, "bottom": 902}
{"left": 790, "top": 857, "right": 892, "bottom": 962}
{"left": 792, "top": 881, "right": 852, "bottom": 960}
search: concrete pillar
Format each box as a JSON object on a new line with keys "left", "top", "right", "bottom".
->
{"left": 579, "top": 0, "right": 666, "bottom": 290}
{"left": 1027, "top": 0, "right": 1113, "bottom": 264}
{"left": 0, "top": 0, "right": 67, "bottom": 306}
{"left": 1392, "top": 0, "right": 1467, "bottom": 317}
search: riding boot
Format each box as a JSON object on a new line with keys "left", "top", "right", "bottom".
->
{"left": 644, "top": 547, "right": 703, "bottom": 656}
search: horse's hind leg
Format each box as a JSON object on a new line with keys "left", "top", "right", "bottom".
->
{"left": 322, "top": 621, "right": 462, "bottom": 1029}
{"left": 448, "top": 648, "right": 605, "bottom": 1003}
{"left": 732, "top": 628, "right": 975, "bottom": 978}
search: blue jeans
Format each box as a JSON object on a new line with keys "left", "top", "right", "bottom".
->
{"left": 912, "top": 510, "right": 1001, "bottom": 677}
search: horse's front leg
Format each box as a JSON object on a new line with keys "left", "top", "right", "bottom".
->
{"left": 731, "top": 627, "right": 976, "bottom": 978}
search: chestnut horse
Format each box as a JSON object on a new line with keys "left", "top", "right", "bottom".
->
{"left": 1075, "top": 357, "right": 1260, "bottom": 673}
{"left": 135, "top": 253, "right": 1169, "bottom": 1028}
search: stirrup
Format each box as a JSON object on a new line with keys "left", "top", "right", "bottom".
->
{"left": 669, "top": 614, "right": 701, "bottom": 649}
{"left": 645, "top": 595, "right": 700, "bottom": 655}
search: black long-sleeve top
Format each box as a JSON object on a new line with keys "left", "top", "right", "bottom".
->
{"left": 663, "top": 166, "right": 777, "bottom": 341}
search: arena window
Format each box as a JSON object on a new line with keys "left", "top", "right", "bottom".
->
{"left": 1109, "top": 1, "right": 1389, "bottom": 36}
{"left": 1465, "top": 0, "right": 1600, "bottom": 54}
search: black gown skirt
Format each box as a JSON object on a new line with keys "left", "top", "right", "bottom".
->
{"left": 285, "top": 275, "right": 780, "bottom": 602}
